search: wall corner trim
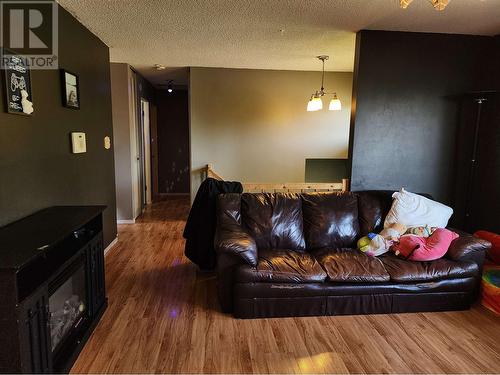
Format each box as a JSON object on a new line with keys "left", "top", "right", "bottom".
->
{"left": 117, "top": 219, "right": 136, "bottom": 224}
{"left": 104, "top": 237, "right": 118, "bottom": 257}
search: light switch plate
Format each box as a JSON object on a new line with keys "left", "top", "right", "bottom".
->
{"left": 71, "top": 132, "right": 87, "bottom": 153}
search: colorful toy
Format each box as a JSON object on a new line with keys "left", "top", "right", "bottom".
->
{"left": 481, "top": 265, "right": 500, "bottom": 315}
{"left": 358, "top": 223, "right": 407, "bottom": 257}
{"left": 392, "top": 228, "right": 458, "bottom": 261}
{"left": 357, "top": 234, "right": 374, "bottom": 252}
{"left": 405, "top": 225, "right": 437, "bottom": 238}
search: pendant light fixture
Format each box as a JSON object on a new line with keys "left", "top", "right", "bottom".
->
{"left": 400, "top": 0, "right": 450, "bottom": 11}
{"left": 307, "top": 55, "right": 341, "bottom": 112}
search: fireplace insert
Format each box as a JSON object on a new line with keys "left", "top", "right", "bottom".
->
{"left": 49, "top": 254, "right": 89, "bottom": 357}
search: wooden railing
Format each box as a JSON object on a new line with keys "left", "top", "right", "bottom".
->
{"left": 204, "top": 164, "right": 349, "bottom": 192}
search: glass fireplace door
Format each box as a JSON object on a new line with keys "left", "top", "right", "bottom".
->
{"left": 48, "top": 257, "right": 88, "bottom": 352}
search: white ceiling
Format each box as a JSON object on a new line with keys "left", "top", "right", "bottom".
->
{"left": 58, "top": 0, "right": 500, "bottom": 86}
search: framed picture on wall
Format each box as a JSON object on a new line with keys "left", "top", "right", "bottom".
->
{"left": 3, "top": 49, "right": 34, "bottom": 115}
{"left": 60, "top": 69, "right": 80, "bottom": 109}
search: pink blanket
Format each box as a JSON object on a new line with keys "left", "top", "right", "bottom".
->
{"left": 393, "top": 228, "right": 459, "bottom": 261}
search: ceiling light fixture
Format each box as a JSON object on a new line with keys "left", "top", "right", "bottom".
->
{"left": 307, "top": 55, "right": 341, "bottom": 112}
{"left": 400, "top": 0, "right": 451, "bottom": 11}
{"left": 154, "top": 64, "right": 165, "bottom": 70}
{"left": 167, "top": 80, "right": 174, "bottom": 93}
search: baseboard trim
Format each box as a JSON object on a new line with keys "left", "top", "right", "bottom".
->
{"left": 104, "top": 237, "right": 118, "bottom": 257}
{"left": 117, "top": 219, "right": 135, "bottom": 224}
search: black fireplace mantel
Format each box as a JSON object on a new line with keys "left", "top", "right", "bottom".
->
{"left": 0, "top": 206, "right": 108, "bottom": 373}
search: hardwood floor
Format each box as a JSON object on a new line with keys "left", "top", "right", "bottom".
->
{"left": 71, "top": 197, "right": 500, "bottom": 374}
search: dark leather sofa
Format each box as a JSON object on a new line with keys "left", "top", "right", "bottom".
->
{"left": 214, "top": 190, "right": 491, "bottom": 318}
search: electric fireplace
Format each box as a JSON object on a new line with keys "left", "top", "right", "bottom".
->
{"left": 0, "top": 206, "right": 107, "bottom": 373}
{"left": 49, "top": 255, "right": 89, "bottom": 354}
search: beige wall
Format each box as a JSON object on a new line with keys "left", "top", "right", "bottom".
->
{"left": 189, "top": 67, "right": 353, "bottom": 199}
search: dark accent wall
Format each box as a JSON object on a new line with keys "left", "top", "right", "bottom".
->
{"left": 156, "top": 89, "right": 190, "bottom": 194}
{"left": 349, "top": 30, "right": 498, "bottom": 204}
{"left": 0, "top": 6, "right": 117, "bottom": 246}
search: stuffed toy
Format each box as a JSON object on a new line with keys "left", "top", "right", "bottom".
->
{"left": 405, "top": 225, "right": 437, "bottom": 237}
{"left": 358, "top": 223, "right": 407, "bottom": 257}
{"left": 392, "top": 228, "right": 459, "bottom": 261}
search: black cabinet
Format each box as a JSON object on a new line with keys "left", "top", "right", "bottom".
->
{"left": 88, "top": 234, "right": 106, "bottom": 316}
{"left": 0, "top": 206, "right": 108, "bottom": 373}
{"left": 18, "top": 286, "right": 52, "bottom": 373}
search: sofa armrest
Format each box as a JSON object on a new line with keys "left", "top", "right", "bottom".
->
{"left": 447, "top": 228, "right": 491, "bottom": 263}
{"left": 215, "top": 224, "right": 258, "bottom": 267}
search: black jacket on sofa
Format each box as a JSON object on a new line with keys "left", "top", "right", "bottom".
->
{"left": 183, "top": 178, "right": 242, "bottom": 270}
{"left": 214, "top": 190, "right": 491, "bottom": 318}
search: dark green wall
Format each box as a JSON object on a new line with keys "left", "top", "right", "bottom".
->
{"left": 349, "top": 30, "right": 497, "bottom": 204}
{"left": 0, "top": 5, "right": 117, "bottom": 246}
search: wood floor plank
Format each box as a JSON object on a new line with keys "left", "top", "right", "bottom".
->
{"left": 70, "top": 197, "right": 500, "bottom": 374}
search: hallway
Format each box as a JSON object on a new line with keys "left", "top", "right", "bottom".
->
{"left": 71, "top": 197, "right": 500, "bottom": 374}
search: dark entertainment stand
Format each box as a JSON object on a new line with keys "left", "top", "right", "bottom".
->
{"left": 0, "top": 206, "right": 108, "bottom": 373}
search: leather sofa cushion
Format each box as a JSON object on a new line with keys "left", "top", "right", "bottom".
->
{"left": 235, "top": 249, "right": 327, "bottom": 283}
{"left": 380, "top": 254, "right": 479, "bottom": 282}
{"left": 302, "top": 192, "right": 360, "bottom": 249}
{"left": 356, "top": 191, "right": 394, "bottom": 235}
{"left": 313, "top": 248, "right": 390, "bottom": 283}
{"left": 241, "top": 193, "right": 305, "bottom": 251}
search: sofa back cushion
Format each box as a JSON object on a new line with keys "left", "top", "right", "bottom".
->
{"left": 356, "top": 190, "right": 395, "bottom": 235}
{"left": 241, "top": 193, "right": 306, "bottom": 251}
{"left": 301, "top": 192, "right": 359, "bottom": 249}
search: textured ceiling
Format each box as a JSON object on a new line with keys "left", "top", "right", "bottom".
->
{"left": 58, "top": 0, "right": 500, "bottom": 86}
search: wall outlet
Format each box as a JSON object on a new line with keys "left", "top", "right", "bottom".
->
{"left": 104, "top": 136, "right": 111, "bottom": 150}
{"left": 71, "top": 132, "right": 87, "bottom": 153}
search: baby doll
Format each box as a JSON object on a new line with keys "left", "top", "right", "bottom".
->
{"left": 357, "top": 222, "right": 407, "bottom": 257}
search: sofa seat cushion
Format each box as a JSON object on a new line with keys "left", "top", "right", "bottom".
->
{"left": 380, "top": 254, "right": 479, "bottom": 282}
{"left": 235, "top": 249, "right": 327, "bottom": 283}
{"left": 312, "top": 248, "right": 390, "bottom": 283}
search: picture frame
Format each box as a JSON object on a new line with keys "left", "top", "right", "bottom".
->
{"left": 2, "top": 49, "right": 34, "bottom": 116}
{"left": 60, "top": 69, "right": 80, "bottom": 109}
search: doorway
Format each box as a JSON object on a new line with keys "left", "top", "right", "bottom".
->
{"left": 156, "top": 88, "right": 190, "bottom": 196}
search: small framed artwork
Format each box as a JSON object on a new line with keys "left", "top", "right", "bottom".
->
{"left": 3, "top": 49, "right": 34, "bottom": 115}
{"left": 60, "top": 69, "right": 80, "bottom": 109}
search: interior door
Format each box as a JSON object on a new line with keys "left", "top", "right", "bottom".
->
{"left": 128, "top": 70, "right": 142, "bottom": 218}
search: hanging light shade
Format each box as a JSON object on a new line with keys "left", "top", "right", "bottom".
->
{"left": 328, "top": 94, "right": 341, "bottom": 111}
{"left": 307, "top": 55, "right": 341, "bottom": 113}
{"left": 400, "top": 0, "right": 450, "bottom": 10}
{"left": 307, "top": 95, "right": 323, "bottom": 111}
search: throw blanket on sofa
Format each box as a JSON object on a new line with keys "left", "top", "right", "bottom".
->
{"left": 183, "top": 177, "right": 243, "bottom": 270}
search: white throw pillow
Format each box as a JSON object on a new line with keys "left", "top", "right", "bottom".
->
{"left": 384, "top": 188, "right": 453, "bottom": 229}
